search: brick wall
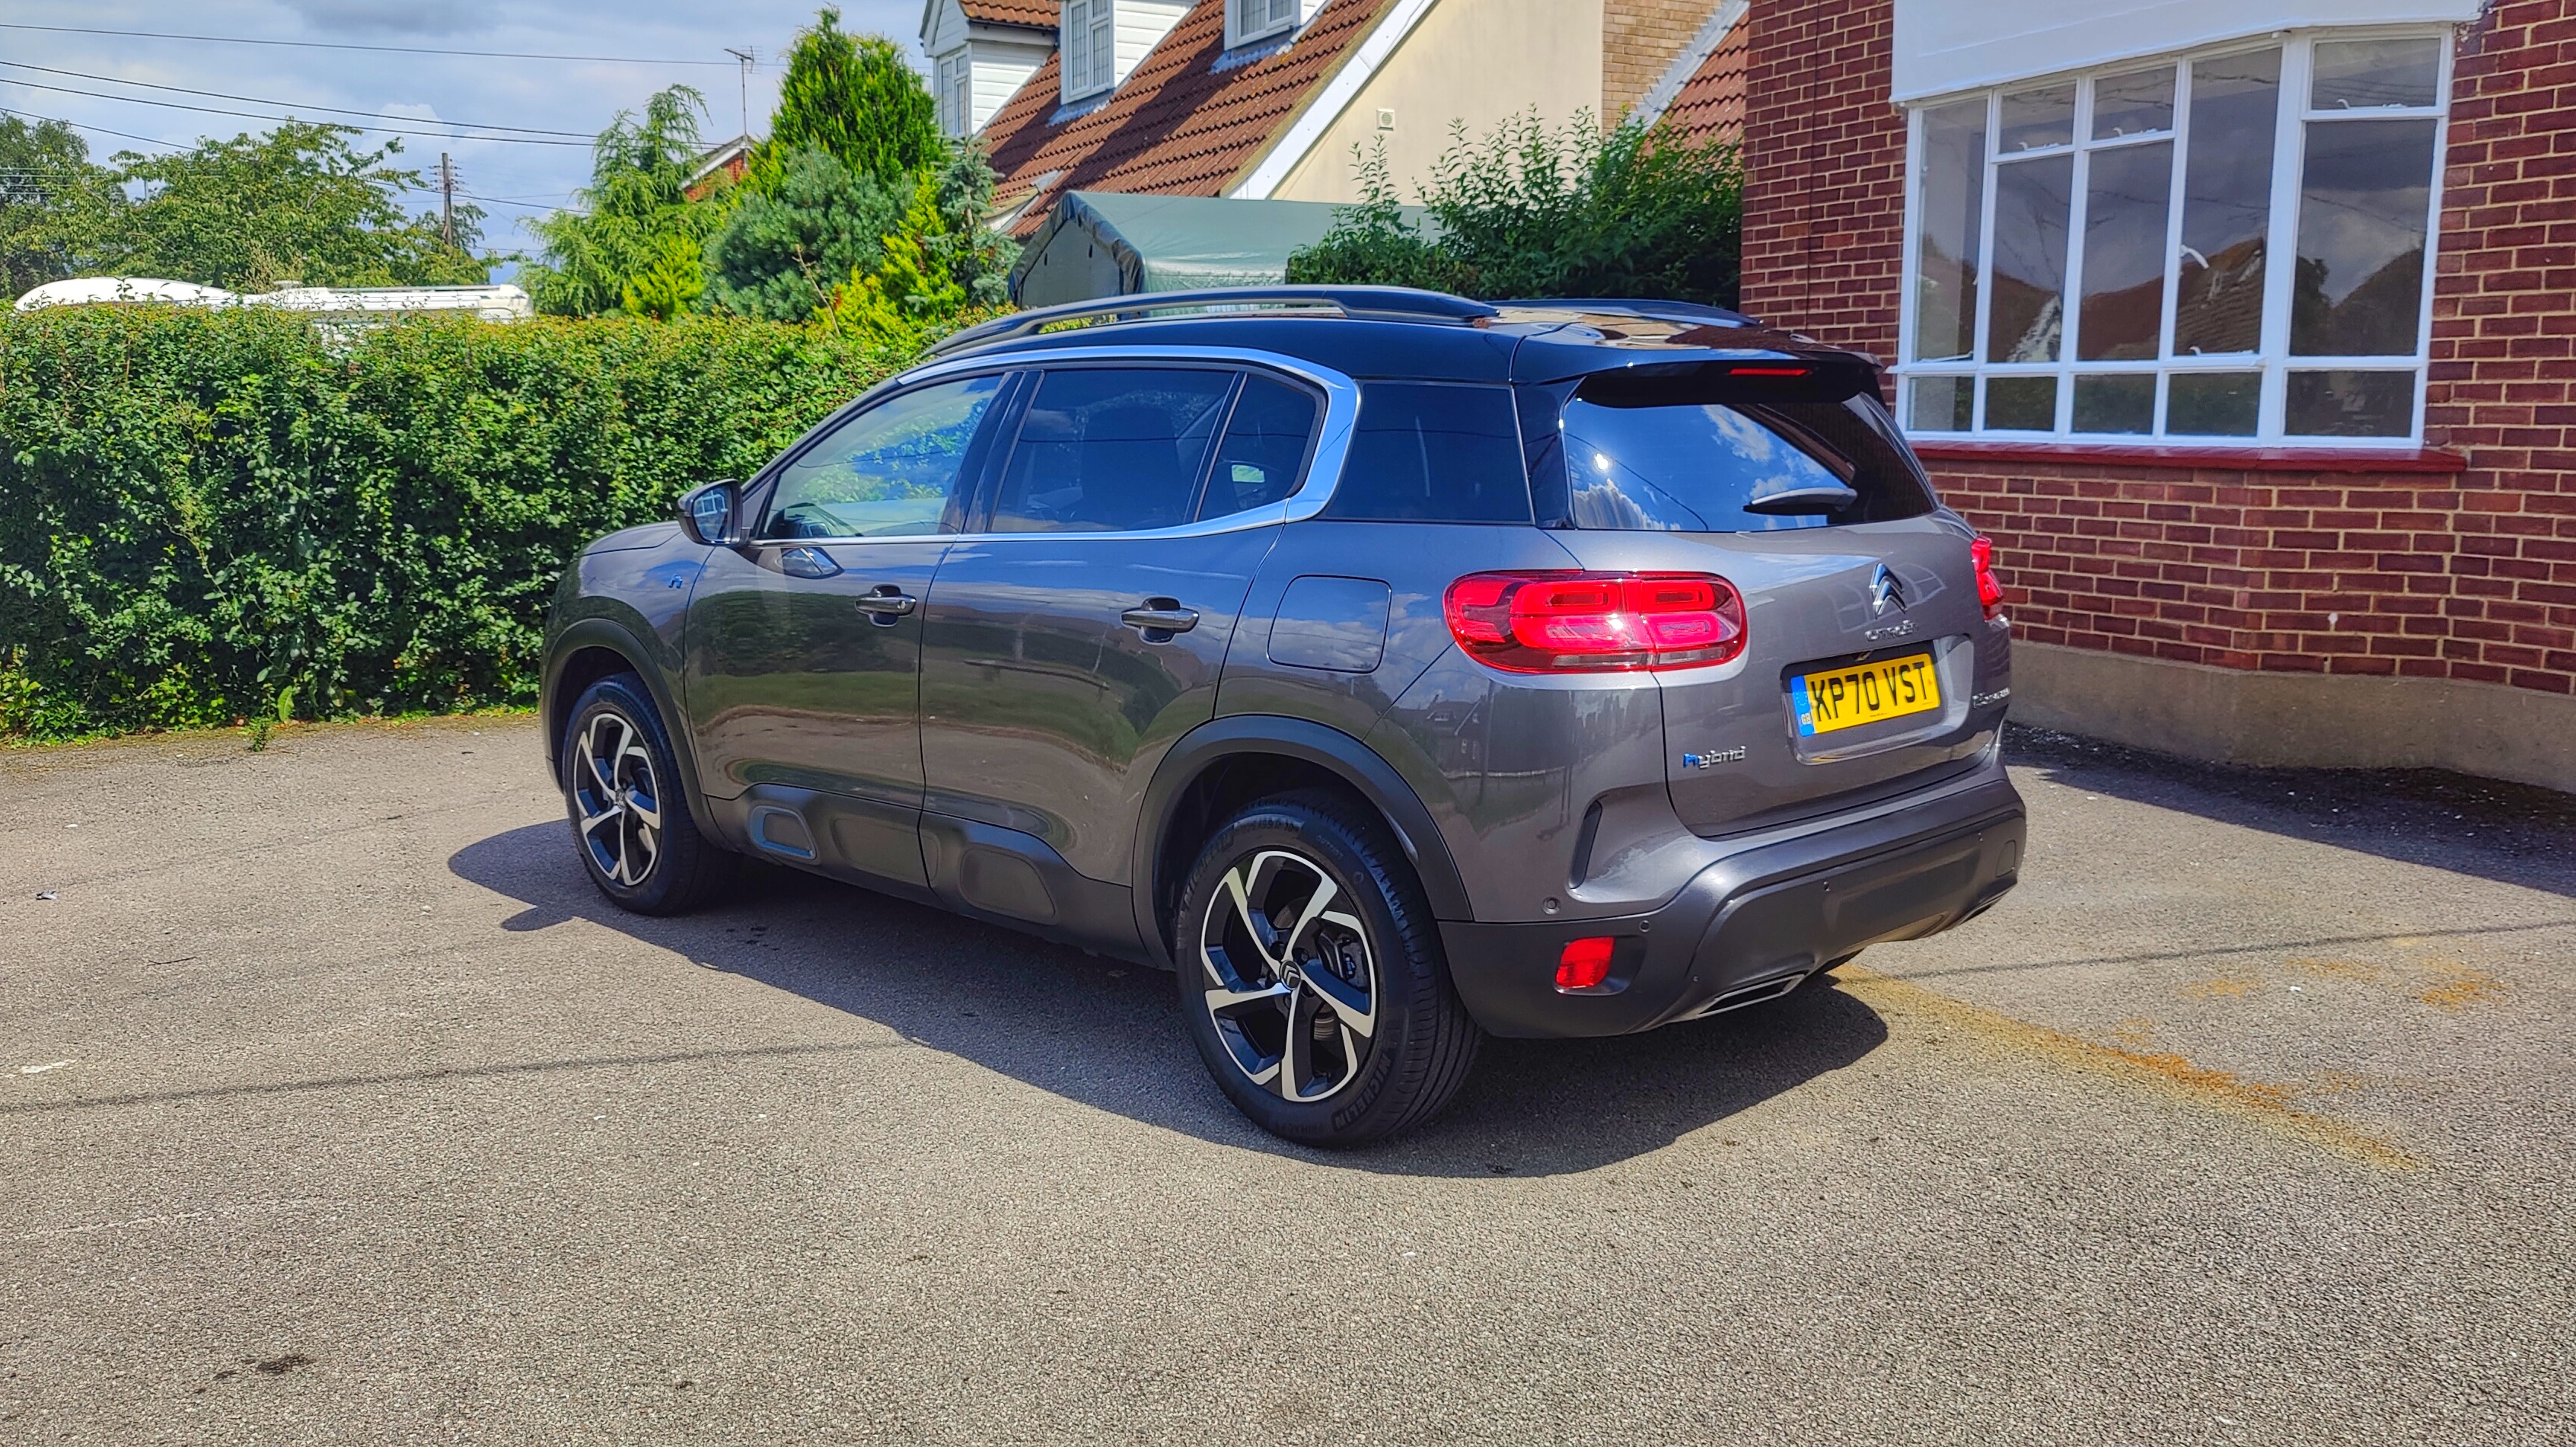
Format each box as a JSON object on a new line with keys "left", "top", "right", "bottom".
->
{"left": 1738, "top": 0, "right": 1905, "bottom": 367}
{"left": 1604, "top": 1, "right": 1731, "bottom": 122}
{"left": 2420, "top": 0, "right": 2576, "bottom": 693}
{"left": 1734, "top": 0, "right": 2576, "bottom": 701}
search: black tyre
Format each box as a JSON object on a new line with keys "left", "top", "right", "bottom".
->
{"left": 1175, "top": 791, "right": 1481, "bottom": 1147}
{"left": 560, "top": 673, "right": 735, "bottom": 916}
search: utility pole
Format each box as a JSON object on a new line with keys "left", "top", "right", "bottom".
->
{"left": 438, "top": 152, "right": 456, "bottom": 250}
{"left": 723, "top": 47, "right": 756, "bottom": 142}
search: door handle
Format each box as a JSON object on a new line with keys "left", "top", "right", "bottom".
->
{"left": 1121, "top": 601, "right": 1200, "bottom": 639}
{"left": 855, "top": 587, "right": 918, "bottom": 623}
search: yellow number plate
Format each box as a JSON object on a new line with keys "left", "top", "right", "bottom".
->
{"left": 1792, "top": 653, "right": 1941, "bottom": 737}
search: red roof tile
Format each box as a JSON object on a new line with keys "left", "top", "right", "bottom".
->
{"left": 961, "top": 0, "right": 1059, "bottom": 27}
{"left": 980, "top": 0, "right": 1392, "bottom": 237}
{"left": 1660, "top": 11, "right": 1745, "bottom": 149}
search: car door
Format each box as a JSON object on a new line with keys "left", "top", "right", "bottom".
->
{"left": 917, "top": 364, "right": 1321, "bottom": 888}
{"left": 682, "top": 370, "right": 1018, "bottom": 886}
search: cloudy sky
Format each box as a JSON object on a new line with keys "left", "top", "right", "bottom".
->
{"left": 0, "top": 0, "right": 928, "bottom": 260}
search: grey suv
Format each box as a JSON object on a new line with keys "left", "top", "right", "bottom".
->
{"left": 540, "top": 286, "right": 2026, "bottom": 1146}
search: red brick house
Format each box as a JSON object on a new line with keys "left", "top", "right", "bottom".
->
{"left": 924, "top": 0, "right": 2573, "bottom": 791}
{"left": 1738, "top": 0, "right": 2573, "bottom": 792}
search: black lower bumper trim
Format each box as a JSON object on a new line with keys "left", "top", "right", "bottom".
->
{"left": 1439, "top": 775, "right": 2026, "bottom": 1039}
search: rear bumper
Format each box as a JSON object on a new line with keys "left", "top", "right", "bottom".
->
{"left": 1438, "top": 770, "right": 2025, "bottom": 1038}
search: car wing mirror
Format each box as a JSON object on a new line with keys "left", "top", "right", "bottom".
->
{"left": 1742, "top": 483, "right": 1860, "bottom": 516}
{"left": 677, "top": 480, "right": 744, "bottom": 547}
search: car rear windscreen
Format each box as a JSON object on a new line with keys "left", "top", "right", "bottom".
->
{"left": 1558, "top": 392, "right": 1936, "bottom": 532}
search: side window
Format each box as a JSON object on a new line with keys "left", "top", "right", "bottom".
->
{"left": 1198, "top": 374, "right": 1320, "bottom": 520}
{"left": 764, "top": 374, "right": 1004, "bottom": 540}
{"left": 1324, "top": 382, "right": 1531, "bottom": 523}
{"left": 989, "top": 368, "right": 1233, "bottom": 534}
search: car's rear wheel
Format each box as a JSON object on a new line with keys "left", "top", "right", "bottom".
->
{"left": 561, "top": 673, "right": 735, "bottom": 915}
{"left": 1175, "top": 792, "right": 1481, "bottom": 1146}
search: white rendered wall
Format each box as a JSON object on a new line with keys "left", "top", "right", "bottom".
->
{"left": 971, "top": 37, "right": 1052, "bottom": 130}
{"left": 1892, "top": 0, "right": 2481, "bottom": 102}
{"left": 1116, "top": 0, "right": 1193, "bottom": 87}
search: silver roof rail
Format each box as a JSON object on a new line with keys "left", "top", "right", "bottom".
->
{"left": 923, "top": 285, "right": 1501, "bottom": 359}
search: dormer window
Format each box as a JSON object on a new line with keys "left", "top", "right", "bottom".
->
{"left": 1063, "top": 0, "right": 1116, "bottom": 100}
{"left": 1228, "top": 0, "right": 1303, "bottom": 49}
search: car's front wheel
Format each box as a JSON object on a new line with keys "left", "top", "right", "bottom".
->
{"left": 561, "top": 673, "right": 735, "bottom": 915}
{"left": 1175, "top": 792, "right": 1481, "bottom": 1146}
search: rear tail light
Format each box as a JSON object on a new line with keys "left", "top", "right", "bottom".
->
{"left": 1556, "top": 937, "right": 1615, "bottom": 991}
{"left": 1971, "top": 537, "right": 2007, "bottom": 619}
{"left": 1443, "top": 571, "right": 1747, "bottom": 673}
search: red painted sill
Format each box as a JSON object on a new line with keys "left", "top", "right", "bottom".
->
{"left": 1910, "top": 438, "right": 2469, "bottom": 475}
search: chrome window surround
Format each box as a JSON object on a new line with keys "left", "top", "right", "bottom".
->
{"left": 749, "top": 344, "right": 1363, "bottom": 547}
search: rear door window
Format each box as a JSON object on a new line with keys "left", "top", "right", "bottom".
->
{"left": 1559, "top": 393, "right": 1937, "bottom": 532}
{"left": 1199, "top": 374, "right": 1320, "bottom": 520}
{"left": 1325, "top": 382, "right": 1531, "bottom": 524}
{"left": 987, "top": 368, "right": 1234, "bottom": 534}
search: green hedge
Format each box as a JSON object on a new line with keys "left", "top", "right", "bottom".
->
{"left": 0, "top": 307, "right": 912, "bottom": 739}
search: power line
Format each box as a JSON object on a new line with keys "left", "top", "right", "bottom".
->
{"left": 0, "top": 104, "right": 180, "bottom": 152}
{"left": 0, "top": 76, "right": 593, "bottom": 146}
{"left": 0, "top": 59, "right": 593, "bottom": 138}
{"left": 0, "top": 21, "right": 735, "bottom": 67}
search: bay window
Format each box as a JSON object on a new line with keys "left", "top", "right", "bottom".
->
{"left": 1899, "top": 30, "right": 2449, "bottom": 445}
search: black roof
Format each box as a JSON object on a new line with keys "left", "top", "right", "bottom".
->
{"left": 919, "top": 285, "right": 1881, "bottom": 389}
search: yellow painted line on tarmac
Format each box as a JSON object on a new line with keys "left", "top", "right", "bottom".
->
{"left": 1837, "top": 965, "right": 2423, "bottom": 1171}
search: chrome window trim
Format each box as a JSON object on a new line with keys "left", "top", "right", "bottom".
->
{"left": 751, "top": 344, "right": 1360, "bottom": 547}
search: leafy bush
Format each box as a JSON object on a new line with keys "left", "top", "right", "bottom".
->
{"left": 760, "top": 9, "right": 942, "bottom": 192}
{"left": 2, "top": 119, "right": 486, "bottom": 299}
{"left": 522, "top": 87, "right": 727, "bottom": 320}
{"left": 1288, "top": 111, "right": 1742, "bottom": 307}
{"left": 705, "top": 147, "right": 904, "bottom": 322}
{"left": 0, "top": 305, "right": 924, "bottom": 740}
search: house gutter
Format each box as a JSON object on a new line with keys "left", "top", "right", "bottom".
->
{"left": 1226, "top": 0, "right": 1443, "bottom": 200}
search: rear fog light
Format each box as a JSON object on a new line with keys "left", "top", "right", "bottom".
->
{"left": 1556, "top": 936, "right": 1615, "bottom": 991}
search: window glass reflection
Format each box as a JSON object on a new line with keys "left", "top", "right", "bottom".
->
{"left": 2080, "top": 140, "right": 2173, "bottom": 360}
{"left": 2093, "top": 67, "right": 2176, "bottom": 138}
{"left": 2312, "top": 38, "right": 2441, "bottom": 110}
{"left": 1914, "top": 100, "right": 1987, "bottom": 362}
{"left": 2000, "top": 84, "right": 2075, "bottom": 151}
{"left": 2176, "top": 49, "right": 2279, "bottom": 357}
{"left": 1988, "top": 155, "right": 2072, "bottom": 362}
{"left": 2292, "top": 118, "right": 2437, "bottom": 356}
{"left": 2287, "top": 371, "right": 2415, "bottom": 436}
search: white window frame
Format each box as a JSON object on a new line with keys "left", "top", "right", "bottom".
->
{"left": 1227, "top": 0, "right": 1303, "bottom": 49}
{"left": 1895, "top": 26, "right": 2453, "bottom": 448}
{"left": 1062, "top": 0, "right": 1117, "bottom": 101}
{"left": 936, "top": 49, "right": 972, "bottom": 136}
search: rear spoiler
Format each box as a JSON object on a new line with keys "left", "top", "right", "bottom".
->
{"left": 1561, "top": 356, "right": 1883, "bottom": 408}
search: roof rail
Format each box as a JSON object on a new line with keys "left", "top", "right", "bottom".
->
{"left": 923, "top": 285, "right": 1501, "bottom": 359}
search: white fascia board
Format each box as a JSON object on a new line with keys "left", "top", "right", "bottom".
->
{"left": 1226, "top": 0, "right": 1441, "bottom": 199}
{"left": 1893, "top": 0, "right": 2483, "bottom": 103}
{"left": 1632, "top": 0, "right": 1745, "bottom": 129}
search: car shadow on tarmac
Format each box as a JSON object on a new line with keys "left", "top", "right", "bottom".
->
{"left": 450, "top": 822, "right": 1888, "bottom": 1178}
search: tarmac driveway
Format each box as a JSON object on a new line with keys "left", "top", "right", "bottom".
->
{"left": 2, "top": 717, "right": 2571, "bottom": 1445}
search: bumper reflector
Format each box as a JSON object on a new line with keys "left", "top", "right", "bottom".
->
{"left": 1555, "top": 936, "right": 1615, "bottom": 991}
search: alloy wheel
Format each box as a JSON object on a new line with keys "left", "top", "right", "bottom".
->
{"left": 572, "top": 709, "right": 662, "bottom": 888}
{"left": 1197, "top": 848, "right": 1379, "bottom": 1102}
